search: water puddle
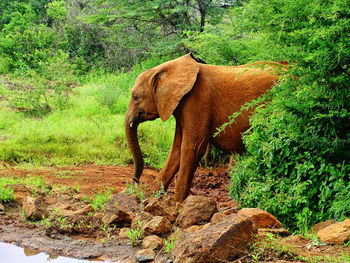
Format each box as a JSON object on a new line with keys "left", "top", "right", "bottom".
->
{"left": 0, "top": 242, "right": 102, "bottom": 263}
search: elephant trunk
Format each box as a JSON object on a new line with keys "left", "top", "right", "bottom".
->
{"left": 125, "top": 113, "right": 144, "bottom": 183}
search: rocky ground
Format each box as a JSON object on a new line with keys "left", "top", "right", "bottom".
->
{"left": 0, "top": 164, "right": 349, "bottom": 262}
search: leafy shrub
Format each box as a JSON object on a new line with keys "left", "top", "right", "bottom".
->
{"left": 125, "top": 181, "right": 147, "bottom": 202}
{"left": 126, "top": 220, "right": 144, "bottom": 246}
{"left": 165, "top": 235, "right": 179, "bottom": 254}
{"left": 47, "top": 0, "right": 67, "bottom": 21}
{"left": 0, "top": 56, "right": 12, "bottom": 74}
{"left": 89, "top": 188, "right": 113, "bottom": 211}
{"left": 0, "top": 51, "right": 76, "bottom": 116}
{"left": 0, "top": 177, "right": 17, "bottom": 202}
{"left": 205, "top": 0, "right": 350, "bottom": 230}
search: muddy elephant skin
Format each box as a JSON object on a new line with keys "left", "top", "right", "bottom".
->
{"left": 125, "top": 54, "right": 285, "bottom": 202}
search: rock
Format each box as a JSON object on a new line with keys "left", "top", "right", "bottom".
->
{"left": 23, "top": 196, "right": 49, "bottom": 221}
{"left": 317, "top": 219, "right": 350, "bottom": 245}
{"left": 185, "top": 225, "right": 202, "bottom": 233}
{"left": 102, "top": 194, "right": 137, "bottom": 226}
{"left": 237, "top": 208, "right": 282, "bottom": 228}
{"left": 171, "top": 214, "right": 257, "bottom": 263}
{"left": 73, "top": 194, "right": 85, "bottom": 201}
{"left": 143, "top": 216, "right": 172, "bottom": 235}
{"left": 258, "top": 228, "right": 290, "bottom": 237}
{"left": 135, "top": 248, "right": 155, "bottom": 262}
{"left": 310, "top": 219, "right": 336, "bottom": 233}
{"left": 108, "top": 190, "right": 140, "bottom": 213}
{"left": 10, "top": 184, "right": 31, "bottom": 204}
{"left": 142, "top": 235, "right": 164, "bottom": 250}
{"left": 43, "top": 196, "right": 58, "bottom": 206}
{"left": 144, "top": 195, "right": 182, "bottom": 223}
{"left": 210, "top": 207, "right": 238, "bottom": 224}
{"left": 201, "top": 222, "right": 211, "bottom": 231}
{"left": 175, "top": 195, "right": 218, "bottom": 228}
{"left": 131, "top": 212, "right": 154, "bottom": 229}
{"left": 102, "top": 209, "right": 135, "bottom": 225}
{"left": 169, "top": 227, "right": 184, "bottom": 241}
{"left": 119, "top": 228, "right": 130, "bottom": 239}
{"left": 185, "top": 223, "right": 211, "bottom": 234}
{"left": 60, "top": 204, "right": 94, "bottom": 218}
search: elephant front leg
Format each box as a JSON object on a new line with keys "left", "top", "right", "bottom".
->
{"left": 175, "top": 138, "right": 208, "bottom": 202}
{"left": 156, "top": 123, "right": 182, "bottom": 191}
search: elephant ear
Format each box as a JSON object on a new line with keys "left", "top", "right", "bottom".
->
{"left": 151, "top": 54, "right": 200, "bottom": 122}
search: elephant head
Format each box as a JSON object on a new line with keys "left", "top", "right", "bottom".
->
{"left": 125, "top": 54, "right": 200, "bottom": 183}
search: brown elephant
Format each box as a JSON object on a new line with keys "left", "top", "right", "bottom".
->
{"left": 125, "top": 54, "right": 285, "bottom": 202}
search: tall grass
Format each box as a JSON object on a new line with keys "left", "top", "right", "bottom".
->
{"left": 0, "top": 56, "right": 175, "bottom": 168}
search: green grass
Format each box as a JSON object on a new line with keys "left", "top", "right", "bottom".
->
{"left": 126, "top": 220, "right": 144, "bottom": 246}
{"left": 0, "top": 176, "right": 18, "bottom": 202}
{"left": 0, "top": 77, "right": 174, "bottom": 168}
{"left": 0, "top": 175, "right": 49, "bottom": 202}
{"left": 89, "top": 188, "right": 114, "bottom": 211}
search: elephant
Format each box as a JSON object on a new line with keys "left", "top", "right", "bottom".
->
{"left": 125, "top": 53, "right": 285, "bottom": 202}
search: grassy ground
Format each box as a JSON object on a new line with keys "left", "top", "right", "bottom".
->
{"left": 0, "top": 64, "right": 175, "bottom": 169}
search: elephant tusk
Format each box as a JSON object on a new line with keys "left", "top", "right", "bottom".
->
{"left": 129, "top": 122, "right": 133, "bottom": 128}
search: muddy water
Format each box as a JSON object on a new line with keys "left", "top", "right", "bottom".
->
{"left": 0, "top": 242, "right": 98, "bottom": 263}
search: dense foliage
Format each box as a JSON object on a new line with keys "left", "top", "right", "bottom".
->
{"left": 192, "top": 0, "right": 349, "bottom": 230}
{"left": 0, "top": 0, "right": 349, "bottom": 230}
{"left": 0, "top": 0, "right": 240, "bottom": 74}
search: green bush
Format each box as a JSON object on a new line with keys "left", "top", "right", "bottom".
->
{"left": 0, "top": 51, "right": 76, "bottom": 116}
{"left": 0, "top": 56, "right": 12, "bottom": 74}
{"left": 204, "top": 0, "right": 350, "bottom": 230}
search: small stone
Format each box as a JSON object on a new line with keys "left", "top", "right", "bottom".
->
{"left": 23, "top": 196, "right": 49, "bottom": 221}
{"left": 317, "top": 219, "right": 350, "bottom": 245}
{"left": 108, "top": 190, "right": 140, "bottom": 213}
{"left": 60, "top": 204, "right": 94, "bottom": 218}
{"left": 143, "top": 216, "right": 172, "bottom": 235}
{"left": 119, "top": 228, "right": 130, "bottom": 239}
{"left": 102, "top": 209, "right": 135, "bottom": 225}
{"left": 142, "top": 235, "right": 164, "bottom": 250}
{"left": 175, "top": 195, "right": 217, "bottom": 228}
{"left": 144, "top": 195, "right": 182, "bottom": 223}
{"left": 131, "top": 212, "right": 154, "bottom": 229}
{"left": 237, "top": 208, "right": 282, "bottom": 228}
{"left": 135, "top": 248, "right": 155, "bottom": 262}
{"left": 10, "top": 184, "right": 31, "bottom": 204}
